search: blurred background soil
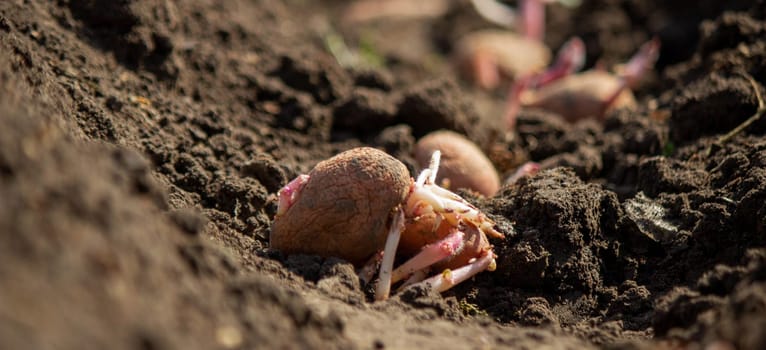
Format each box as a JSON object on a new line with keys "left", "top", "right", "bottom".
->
{"left": 1, "top": 0, "right": 765, "bottom": 349}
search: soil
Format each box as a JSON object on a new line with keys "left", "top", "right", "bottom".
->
{"left": 1, "top": 0, "right": 765, "bottom": 349}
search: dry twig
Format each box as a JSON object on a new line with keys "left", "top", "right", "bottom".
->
{"left": 715, "top": 73, "right": 766, "bottom": 146}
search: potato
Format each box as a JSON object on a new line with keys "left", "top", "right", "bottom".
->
{"left": 520, "top": 70, "right": 636, "bottom": 123}
{"left": 413, "top": 130, "right": 500, "bottom": 197}
{"left": 454, "top": 30, "right": 551, "bottom": 89}
{"left": 270, "top": 147, "right": 411, "bottom": 265}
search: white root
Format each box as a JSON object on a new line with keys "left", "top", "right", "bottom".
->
{"left": 390, "top": 229, "right": 465, "bottom": 283}
{"left": 408, "top": 182, "right": 503, "bottom": 239}
{"left": 375, "top": 209, "right": 405, "bottom": 301}
{"left": 418, "top": 251, "right": 496, "bottom": 293}
{"left": 375, "top": 150, "right": 503, "bottom": 300}
{"left": 398, "top": 269, "right": 428, "bottom": 292}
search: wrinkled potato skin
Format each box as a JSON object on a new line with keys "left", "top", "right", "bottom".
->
{"left": 414, "top": 130, "right": 500, "bottom": 197}
{"left": 522, "top": 70, "right": 636, "bottom": 123}
{"left": 270, "top": 147, "right": 411, "bottom": 265}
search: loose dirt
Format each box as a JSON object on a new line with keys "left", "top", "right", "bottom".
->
{"left": 1, "top": 0, "right": 765, "bottom": 349}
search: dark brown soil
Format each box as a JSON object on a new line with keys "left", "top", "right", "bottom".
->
{"left": 1, "top": 0, "right": 765, "bottom": 349}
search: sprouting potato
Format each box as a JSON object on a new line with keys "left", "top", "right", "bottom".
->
{"left": 270, "top": 147, "right": 411, "bottom": 265}
{"left": 506, "top": 38, "right": 660, "bottom": 125}
{"left": 414, "top": 130, "right": 500, "bottom": 197}
{"left": 454, "top": 30, "right": 551, "bottom": 90}
{"left": 270, "top": 147, "right": 504, "bottom": 300}
{"left": 520, "top": 70, "right": 637, "bottom": 123}
{"left": 455, "top": 0, "right": 556, "bottom": 89}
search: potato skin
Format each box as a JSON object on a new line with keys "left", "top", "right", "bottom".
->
{"left": 521, "top": 70, "right": 636, "bottom": 123}
{"left": 414, "top": 130, "right": 500, "bottom": 197}
{"left": 455, "top": 30, "right": 551, "bottom": 83}
{"left": 270, "top": 147, "right": 411, "bottom": 265}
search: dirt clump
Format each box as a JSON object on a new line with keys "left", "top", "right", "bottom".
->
{"left": 2, "top": 0, "right": 766, "bottom": 349}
